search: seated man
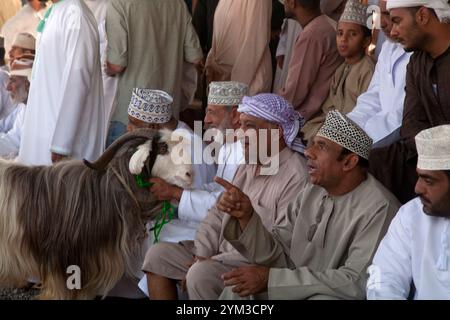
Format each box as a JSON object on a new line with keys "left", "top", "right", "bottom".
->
{"left": 219, "top": 111, "right": 400, "bottom": 300}
{"left": 143, "top": 94, "right": 309, "bottom": 300}
{"left": 301, "top": 0, "right": 375, "bottom": 142}
{"left": 144, "top": 81, "right": 248, "bottom": 241}
{"left": 0, "top": 54, "right": 33, "bottom": 159}
{"left": 367, "top": 125, "right": 450, "bottom": 300}
{"left": 136, "top": 81, "right": 248, "bottom": 296}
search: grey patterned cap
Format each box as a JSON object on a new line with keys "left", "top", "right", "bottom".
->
{"left": 339, "top": 0, "right": 369, "bottom": 27}
{"left": 128, "top": 88, "right": 173, "bottom": 124}
{"left": 208, "top": 81, "right": 249, "bottom": 106}
{"left": 316, "top": 110, "right": 373, "bottom": 160}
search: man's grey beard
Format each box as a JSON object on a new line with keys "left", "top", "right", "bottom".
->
{"left": 12, "top": 85, "right": 28, "bottom": 105}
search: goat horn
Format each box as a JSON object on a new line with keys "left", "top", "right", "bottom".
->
{"left": 83, "top": 129, "right": 158, "bottom": 171}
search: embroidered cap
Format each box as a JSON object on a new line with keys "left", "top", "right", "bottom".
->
{"left": 208, "top": 81, "right": 249, "bottom": 106}
{"left": 339, "top": 0, "right": 369, "bottom": 27}
{"left": 128, "top": 89, "right": 173, "bottom": 124}
{"left": 316, "top": 110, "right": 373, "bottom": 160}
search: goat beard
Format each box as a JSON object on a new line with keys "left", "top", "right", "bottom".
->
{"left": 0, "top": 141, "right": 161, "bottom": 300}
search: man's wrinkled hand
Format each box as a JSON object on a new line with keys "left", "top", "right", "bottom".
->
{"left": 222, "top": 265, "right": 269, "bottom": 298}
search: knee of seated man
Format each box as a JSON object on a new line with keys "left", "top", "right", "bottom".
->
{"left": 185, "top": 260, "right": 219, "bottom": 290}
{"left": 143, "top": 242, "right": 178, "bottom": 273}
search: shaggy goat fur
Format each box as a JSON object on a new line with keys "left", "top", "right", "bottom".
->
{"left": 0, "top": 130, "right": 170, "bottom": 299}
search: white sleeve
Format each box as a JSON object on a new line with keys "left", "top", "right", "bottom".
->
{"left": 346, "top": 60, "right": 382, "bottom": 128}
{"left": 178, "top": 182, "right": 224, "bottom": 223}
{"left": 366, "top": 206, "right": 413, "bottom": 300}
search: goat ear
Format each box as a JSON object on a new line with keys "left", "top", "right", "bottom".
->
{"left": 129, "top": 141, "right": 152, "bottom": 175}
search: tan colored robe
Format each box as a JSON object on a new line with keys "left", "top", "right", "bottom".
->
{"left": 221, "top": 174, "right": 400, "bottom": 300}
{"left": 194, "top": 148, "right": 309, "bottom": 264}
{"left": 278, "top": 15, "right": 343, "bottom": 120}
{"left": 205, "top": 0, "right": 273, "bottom": 95}
{"left": 301, "top": 55, "right": 375, "bottom": 142}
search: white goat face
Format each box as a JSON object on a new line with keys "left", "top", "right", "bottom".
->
{"left": 152, "top": 129, "right": 193, "bottom": 188}
{"left": 129, "top": 128, "right": 194, "bottom": 189}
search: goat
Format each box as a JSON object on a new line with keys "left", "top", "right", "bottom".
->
{"left": 0, "top": 129, "right": 192, "bottom": 299}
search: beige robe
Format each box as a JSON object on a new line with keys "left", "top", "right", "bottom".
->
{"left": 301, "top": 55, "right": 375, "bottom": 142}
{"left": 221, "top": 174, "right": 400, "bottom": 300}
{"left": 194, "top": 148, "right": 309, "bottom": 264}
{"left": 205, "top": 0, "right": 273, "bottom": 95}
{"left": 279, "top": 15, "right": 343, "bottom": 120}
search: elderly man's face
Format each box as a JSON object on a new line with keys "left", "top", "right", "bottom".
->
{"left": 239, "top": 113, "right": 281, "bottom": 164}
{"left": 6, "top": 75, "right": 29, "bottom": 104}
{"left": 304, "top": 136, "right": 349, "bottom": 190}
{"left": 389, "top": 7, "right": 427, "bottom": 52}
{"left": 204, "top": 104, "right": 237, "bottom": 135}
{"left": 415, "top": 169, "right": 450, "bottom": 218}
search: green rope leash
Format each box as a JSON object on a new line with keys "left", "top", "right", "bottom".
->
{"left": 134, "top": 174, "right": 175, "bottom": 244}
{"left": 152, "top": 201, "right": 175, "bottom": 244}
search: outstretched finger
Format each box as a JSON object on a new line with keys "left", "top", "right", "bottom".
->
{"left": 215, "top": 176, "right": 237, "bottom": 191}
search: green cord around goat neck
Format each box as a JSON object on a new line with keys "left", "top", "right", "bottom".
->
{"left": 134, "top": 174, "right": 175, "bottom": 244}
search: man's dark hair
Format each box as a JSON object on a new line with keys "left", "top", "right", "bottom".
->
{"left": 296, "top": 0, "right": 321, "bottom": 10}
{"left": 337, "top": 147, "right": 369, "bottom": 168}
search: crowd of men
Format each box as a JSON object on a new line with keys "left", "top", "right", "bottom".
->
{"left": 0, "top": 0, "right": 449, "bottom": 300}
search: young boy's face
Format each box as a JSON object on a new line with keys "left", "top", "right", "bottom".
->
{"left": 336, "top": 21, "right": 369, "bottom": 60}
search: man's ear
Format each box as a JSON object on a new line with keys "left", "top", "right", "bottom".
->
{"left": 342, "top": 153, "right": 360, "bottom": 172}
{"left": 231, "top": 108, "right": 240, "bottom": 127}
{"left": 416, "top": 6, "right": 432, "bottom": 25}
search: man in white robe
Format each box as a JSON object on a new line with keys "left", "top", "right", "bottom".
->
{"left": 17, "top": 0, "right": 106, "bottom": 165}
{"left": 1, "top": 0, "right": 50, "bottom": 59}
{"left": 367, "top": 125, "right": 450, "bottom": 300}
{"left": 347, "top": 0, "right": 412, "bottom": 147}
{"left": 0, "top": 55, "right": 33, "bottom": 159}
